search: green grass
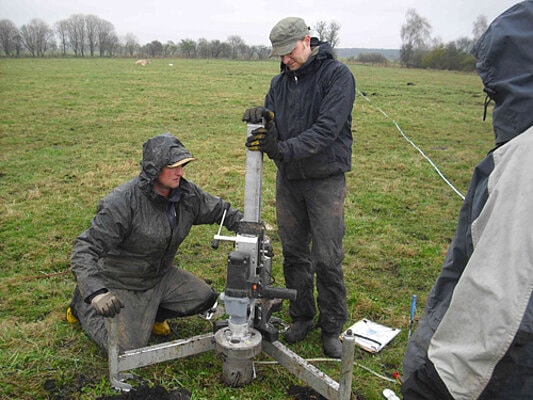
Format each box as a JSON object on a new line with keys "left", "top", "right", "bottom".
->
{"left": 0, "top": 58, "right": 492, "bottom": 399}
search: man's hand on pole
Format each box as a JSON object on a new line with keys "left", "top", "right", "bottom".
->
{"left": 243, "top": 107, "right": 282, "bottom": 161}
{"left": 242, "top": 106, "right": 274, "bottom": 125}
{"left": 91, "top": 292, "right": 125, "bottom": 317}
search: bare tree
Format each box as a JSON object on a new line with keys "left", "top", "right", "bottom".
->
{"left": 472, "top": 15, "right": 488, "bottom": 43}
{"left": 227, "top": 35, "right": 247, "bottom": 59}
{"left": 20, "top": 18, "right": 55, "bottom": 57}
{"left": 147, "top": 40, "right": 163, "bottom": 57}
{"left": 85, "top": 15, "right": 99, "bottom": 56}
{"left": 20, "top": 20, "right": 38, "bottom": 56}
{"left": 197, "top": 38, "right": 211, "bottom": 58}
{"left": 67, "top": 14, "right": 86, "bottom": 56}
{"left": 314, "top": 20, "right": 327, "bottom": 41}
{"left": 163, "top": 40, "right": 177, "bottom": 56}
{"left": 256, "top": 45, "right": 270, "bottom": 60}
{"left": 247, "top": 44, "right": 270, "bottom": 60}
{"left": 95, "top": 18, "right": 116, "bottom": 56}
{"left": 179, "top": 39, "right": 197, "bottom": 58}
{"left": 400, "top": 9, "right": 432, "bottom": 67}
{"left": 313, "top": 20, "right": 341, "bottom": 48}
{"left": 455, "top": 36, "right": 473, "bottom": 53}
{"left": 209, "top": 39, "right": 231, "bottom": 58}
{"left": 325, "top": 21, "right": 341, "bottom": 48}
{"left": 123, "top": 33, "right": 139, "bottom": 57}
{"left": 103, "top": 32, "right": 119, "bottom": 56}
{"left": 0, "top": 19, "right": 21, "bottom": 56}
{"left": 55, "top": 19, "right": 70, "bottom": 55}
{"left": 401, "top": 9, "right": 431, "bottom": 49}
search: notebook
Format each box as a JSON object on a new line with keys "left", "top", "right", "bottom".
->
{"left": 342, "top": 319, "right": 400, "bottom": 353}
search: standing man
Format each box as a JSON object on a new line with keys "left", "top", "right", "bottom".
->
{"left": 402, "top": 2, "right": 533, "bottom": 399}
{"left": 243, "top": 17, "right": 355, "bottom": 358}
{"left": 67, "top": 133, "right": 243, "bottom": 352}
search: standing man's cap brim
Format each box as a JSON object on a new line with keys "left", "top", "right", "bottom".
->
{"left": 269, "top": 17, "right": 309, "bottom": 57}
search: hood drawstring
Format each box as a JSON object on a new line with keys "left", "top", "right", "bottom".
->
{"left": 482, "top": 87, "right": 496, "bottom": 122}
{"left": 483, "top": 95, "right": 493, "bottom": 122}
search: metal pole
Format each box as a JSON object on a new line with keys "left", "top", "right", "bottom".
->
{"left": 106, "top": 317, "right": 133, "bottom": 392}
{"left": 244, "top": 123, "right": 263, "bottom": 223}
{"left": 262, "top": 340, "right": 342, "bottom": 399}
{"left": 339, "top": 331, "right": 356, "bottom": 400}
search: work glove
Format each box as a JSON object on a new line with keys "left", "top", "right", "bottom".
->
{"left": 246, "top": 126, "right": 282, "bottom": 160}
{"left": 242, "top": 106, "right": 275, "bottom": 125}
{"left": 91, "top": 292, "right": 124, "bottom": 317}
{"left": 244, "top": 107, "right": 282, "bottom": 160}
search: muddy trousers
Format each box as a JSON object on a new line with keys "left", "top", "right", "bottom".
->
{"left": 276, "top": 172, "right": 348, "bottom": 335}
{"left": 71, "top": 266, "right": 217, "bottom": 352}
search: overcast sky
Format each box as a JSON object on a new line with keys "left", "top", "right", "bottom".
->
{"left": 0, "top": 0, "right": 522, "bottom": 49}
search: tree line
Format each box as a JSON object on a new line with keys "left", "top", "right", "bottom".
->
{"left": 0, "top": 14, "right": 342, "bottom": 60}
{"left": 1, "top": 10, "right": 488, "bottom": 72}
{"left": 399, "top": 9, "right": 488, "bottom": 71}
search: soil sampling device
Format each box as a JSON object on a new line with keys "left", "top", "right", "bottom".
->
{"left": 105, "top": 122, "right": 356, "bottom": 399}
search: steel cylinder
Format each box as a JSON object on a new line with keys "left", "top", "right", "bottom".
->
{"left": 214, "top": 327, "right": 262, "bottom": 386}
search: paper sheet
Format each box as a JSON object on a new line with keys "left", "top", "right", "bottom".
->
{"left": 343, "top": 319, "right": 400, "bottom": 353}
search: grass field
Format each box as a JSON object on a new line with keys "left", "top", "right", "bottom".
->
{"left": 0, "top": 57, "right": 493, "bottom": 399}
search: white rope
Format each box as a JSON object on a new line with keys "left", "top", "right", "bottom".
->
{"left": 359, "top": 90, "right": 465, "bottom": 200}
{"left": 254, "top": 358, "right": 397, "bottom": 384}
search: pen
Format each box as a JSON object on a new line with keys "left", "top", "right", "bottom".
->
{"left": 408, "top": 294, "right": 417, "bottom": 338}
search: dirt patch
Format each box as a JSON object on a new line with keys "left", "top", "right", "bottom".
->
{"left": 288, "top": 385, "right": 327, "bottom": 400}
{"left": 43, "top": 378, "right": 191, "bottom": 400}
{"left": 43, "top": 376, "right": 329, "bottom": 399}
{"left": 96, "top": 384, "right": 191, "bottom": 400}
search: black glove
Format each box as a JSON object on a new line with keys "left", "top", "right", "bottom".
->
{"left": 246, "top": 126, "right": 282, "bottom": 160}
{"left": 242, "top": 106, "right": 275, "bottom": 125}
{"left": 244, "top": 107, "right": 281, "bottom": 160}
{"left": 91, "top": 292, "right": 124, "bottom": 317}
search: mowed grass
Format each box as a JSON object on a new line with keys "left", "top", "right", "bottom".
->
{"left": 0, "top": 58, "right": 492, "bottom": 399}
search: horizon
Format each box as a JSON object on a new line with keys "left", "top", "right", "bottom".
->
{"left": 0, "top": 0, "right": 520, "bottom": 49}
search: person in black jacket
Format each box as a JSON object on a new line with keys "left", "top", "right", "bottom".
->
{"left": 402, "top": 2, "right": 533, "bottom": 398}
{"left": 243, "top": 17, "right": 356, "bottom": 358}
{"left": 66, "top": 133, "right": 243, "bottom": 352}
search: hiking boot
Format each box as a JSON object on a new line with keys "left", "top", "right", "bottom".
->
{"left": 322, "top": 333, "right": 342, "bottom": 359}
{"left": 152, "top": 320, "right": 171, "bottom": 336}
{"left": 284, "top": 320, "right": 314, "bottom": 344}
{"left": 66, "top": 306, "right": 79, "bottom": 324}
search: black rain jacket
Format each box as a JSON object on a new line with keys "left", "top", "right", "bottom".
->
{"left": 265, "top": 42, "right": 355, "bottom": 180}
{"left": 71, "top": 134, "right": 243, "bottom": 300}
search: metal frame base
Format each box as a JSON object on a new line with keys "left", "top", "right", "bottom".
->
{"left": 106, "top": 318, "right": 356, "bottom": 399}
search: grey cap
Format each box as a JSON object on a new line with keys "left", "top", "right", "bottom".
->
{"left": 269, "top": 17, "right": 309, "bottom": 57}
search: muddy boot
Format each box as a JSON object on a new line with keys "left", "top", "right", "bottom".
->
{"left": 66, "top": 306, "right": 79, "bottom": 324}
{"left": 152, "top": 320, "right": 171, "bottom": 336}
{"left": 284, "top": 319, "right": 314, "bottom": 344}
{"left": 322, "top": 333, "right": 342, "bottom": 359}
